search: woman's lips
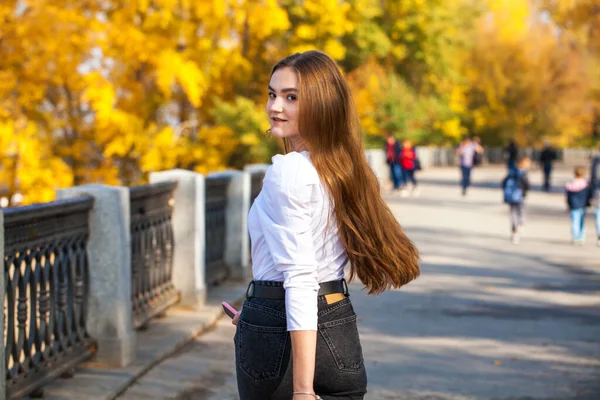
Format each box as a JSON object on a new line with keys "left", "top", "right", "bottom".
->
{"left": 271, "top": 117, "right": 287, "bottom": 123}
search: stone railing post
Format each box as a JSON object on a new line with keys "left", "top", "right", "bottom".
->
{"left": 56, "top": 185, "right": 135, "bottom": 367}
{"left": 208, "top": 170, "right": 250, "bottom": 280}
{"left": 149, "top": 170, "right": 206, "bottom": 306}
{"left": 0, "top": 210, "right": 5, "bottom": 400}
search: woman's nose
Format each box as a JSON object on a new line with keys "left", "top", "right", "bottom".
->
{"left": 270, "top": 97, "right": 283, "bottom": 112}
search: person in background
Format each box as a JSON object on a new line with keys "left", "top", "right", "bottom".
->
{"left": 589, "top": 142, "right": 600, "bottom": 247}
{"left": 456, "top": 136, "right": 483, "bottom": 196}
{"left": 540, "top": 141, "right": 557, "bottom": 192}
{"left": 399, "top": 139, "right": 419, "bottom": 196}
{"left": 504, "top": 140, "right": 518, "bottom": 172}
{"left": 502, "top": 156, "right": 531, "bottom": 244}
{"left": 566, "top": 166, "right": 590, "bottom": 245}
{"left": 385, "top": 133, "right": 403, "bottom": 194}
{"left": 473, "top": 136, "right": 484, "bottom": 167}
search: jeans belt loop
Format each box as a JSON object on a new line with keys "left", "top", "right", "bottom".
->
{"left": 341, "top": 278, "right": 349, "bottom": 296}
{"left": 246, "top": 281, "right": 255, "bottom": 299}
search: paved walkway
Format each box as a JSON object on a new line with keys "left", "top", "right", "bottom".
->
{"left": 117, "top": 166, "right": 600, "bottom": 400}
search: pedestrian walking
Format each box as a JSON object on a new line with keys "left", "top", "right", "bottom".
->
{"left": 456, "top": 135, "right": 483, "bottom": 196}
{"left": 502, "top": 156, "right": 531, "bottom": 244}
{"left": 589, "top": 143, "right": 600, "bottom": 247}
{"left": 233, "top": 50, "right": 420, "bottom": 400}
{"left": 540, "top": 141, "right": 557, "bottom": 192}
{"left": 566, "top": 166, "right": 591, "bottom": 245}
{"left": 399, "top": 139, "right": 419, "bottom": 196}
{"left": 385, "top": 133, "right": 403, "bottom": 193}
{"left": 473, "top": 136, "right": 484, "bottom": 167}
{"left": 504, "top": 140, "right": 518, "bottom": 172}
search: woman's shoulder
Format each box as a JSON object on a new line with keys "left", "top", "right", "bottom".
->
{"left": 265, "top": 151, "right": 320, "bottom": 191}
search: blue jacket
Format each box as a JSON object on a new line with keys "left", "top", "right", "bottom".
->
{"left": 566, "top": 179, "right": 590, "bottom": 210}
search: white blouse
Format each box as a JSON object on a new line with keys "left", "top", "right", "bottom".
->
{"left": 247, "top": 151, "right": 347, "bottom": 331}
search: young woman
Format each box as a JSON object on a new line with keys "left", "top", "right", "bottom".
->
{"left": 233, "top": 51, "right": 420, "bottom": 400}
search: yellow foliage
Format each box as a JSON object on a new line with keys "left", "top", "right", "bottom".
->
{"left": 485, "top": 0, "right": 530, "bottom": 41}
{"left": 324, "top": 39, "right": 347, "bottom": 60}
{"left": 240, "top": 133, "right": 261, "bottom": 146}
{"left": 0, "top": 120, "right": 73, "bottom": 205}
{"left": 296, "top": 24, "right": 317, "bottom": 40}
{"left": 438, "top": 118, "right": 466, "bottom": 141}
{"left": 1, "top": 0, "right": 597, "bottom": 204}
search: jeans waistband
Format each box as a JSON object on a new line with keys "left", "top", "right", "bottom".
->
{"left": 246, "top": 279, "right": 349, "bottom": 299}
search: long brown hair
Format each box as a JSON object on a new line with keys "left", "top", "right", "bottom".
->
{"left": 271, "top": 51, "right": 420, "bottom": 294}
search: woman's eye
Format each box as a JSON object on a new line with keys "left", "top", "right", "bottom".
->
{"left": 287, "top": 94, "right": 297, "bottom": 101}
{"left": 268, "top": 92, "right": 276, "bottom": 99}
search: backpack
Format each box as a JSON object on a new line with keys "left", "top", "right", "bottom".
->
{"left": 503, "top": 171, "right": 524, "bottom": 204}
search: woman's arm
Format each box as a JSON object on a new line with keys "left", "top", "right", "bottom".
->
{"left": 257, "top": 153, "right": 321, "bottom": 396}
{"left": 291, "top": 330, "right": 318, "bottom": 396}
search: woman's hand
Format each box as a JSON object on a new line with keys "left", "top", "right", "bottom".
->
{"left": 232, "top": 307, "right": 242, "bottom": 326}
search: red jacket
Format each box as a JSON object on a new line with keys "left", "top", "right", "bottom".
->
{"left": 399, "top": 147, "right": 416, "bottom": 170}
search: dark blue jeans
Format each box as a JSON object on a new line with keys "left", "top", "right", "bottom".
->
{"left": 404, "top": 168, "right": 417, "bottom": 186}
{"left": 543, "top": 163, "right": 552, "bottom": 191}
{"left": 389, "top": 163, "right": 403, "bottom": 189}
{"left": 461, "top": 166, "right": 472, "bottom": 191}
{"left": 234, "top": 282, "right": 367, "bottom": 400}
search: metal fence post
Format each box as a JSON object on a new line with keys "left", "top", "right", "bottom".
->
{"left": 150, "top": 170, "right": 206, "bottom": 307}
{"left": 57, "top": 185, "right": 136, "bottom": 367}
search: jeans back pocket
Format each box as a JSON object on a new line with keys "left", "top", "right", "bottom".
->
{"left": 236, "top": 320, "right": 288, "bottom": 381}
{"left": 319, "top": 315, "right": 364, "bottom": 372}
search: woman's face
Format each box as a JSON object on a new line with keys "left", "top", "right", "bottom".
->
{"left": 267, "top": 67, "right": 300, "bottom": 140}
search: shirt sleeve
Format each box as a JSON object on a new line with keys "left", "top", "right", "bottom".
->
{"left": 255, "top": 153, "right": 320, "bottom": 331}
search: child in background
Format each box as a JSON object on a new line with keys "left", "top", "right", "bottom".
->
{"left": 502, "top": 156, "right": 531, "bottom": 244}
{"left": 399, "top": 139, "right": 419, "bottom": 197}
{"left": 566, "top": 166, "right": 590, "bottom": 245}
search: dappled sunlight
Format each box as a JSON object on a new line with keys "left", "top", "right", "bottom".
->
{"left": 360, "top": 334, "right": 600, "bottom": 367}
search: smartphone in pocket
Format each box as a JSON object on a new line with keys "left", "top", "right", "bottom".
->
{"left": 221, "top": 302, "right": 237, "bottom": 319}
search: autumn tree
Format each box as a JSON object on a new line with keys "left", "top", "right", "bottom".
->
{"left": 0, "top": 1, "right": 76, "bottom": 205}
{"left": 540, "top": 0, "right": 600, "bottom": 142}
{"left": 463, "top": 10, "right": 591, "bottom": 146}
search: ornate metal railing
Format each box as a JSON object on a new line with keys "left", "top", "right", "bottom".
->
{"left": 205, "top": 177, "right": 229, "bottom": 285}
{"left": 129, "top": 182, "right": 179, "bottom": 329}
{"left": 250, "top": 171, "right": 265, "bottom": 206}
{"left": 3, "top": 197, "right": 96, "bottom": 399}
